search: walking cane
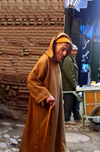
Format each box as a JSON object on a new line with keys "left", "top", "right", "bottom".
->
{"left": 41, "top": 106, "right": 51, "bottom": 152}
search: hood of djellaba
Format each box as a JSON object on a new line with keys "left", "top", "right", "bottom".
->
{"left": 45, "top": 32, "right": 73, "bottom": 61}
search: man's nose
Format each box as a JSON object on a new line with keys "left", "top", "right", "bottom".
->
{"left": 63, "top": 50, "right": 67, "bottom": 56}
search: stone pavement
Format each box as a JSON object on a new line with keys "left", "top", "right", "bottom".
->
{"left": 65, "top": 120, "right": 100, "bottom": 152}
{"left": 0, "top": 118, "right": 100, "bottom": 152}
{"left": 0, "top": 119, "right": 24, "bottom": 152}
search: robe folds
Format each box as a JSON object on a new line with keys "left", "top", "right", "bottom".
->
{"left": 19, "top": 33, "right": 72, "bottom": 152}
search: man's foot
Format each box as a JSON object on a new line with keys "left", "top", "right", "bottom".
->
{"left": 74, "top": 117, "right": 82, "bottom": 122}
{"left": 65, "top": 121, "right": 76, "bottom": 125}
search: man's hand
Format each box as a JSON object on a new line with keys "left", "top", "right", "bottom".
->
{"left": 46, "top": 95, "right": 55, "bottom": 109}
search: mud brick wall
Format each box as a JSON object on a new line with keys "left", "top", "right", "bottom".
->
{"left": 0, "top": 0, "right": 65, "bottom": 121}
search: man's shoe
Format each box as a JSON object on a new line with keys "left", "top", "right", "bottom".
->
{"left": 65, "top": 121, "right": 76, "bottom": 125}
{"left": 74, "top": 117, "right": 82, "bottom": 122}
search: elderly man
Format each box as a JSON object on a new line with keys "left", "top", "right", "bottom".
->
{"left": 19, "top": 33, "right": 72, "bottom": 152}
{"left": 62, "top": 44, "right": 81, "bottom": 123}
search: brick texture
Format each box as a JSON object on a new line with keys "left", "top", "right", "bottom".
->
{"left": 0, "top": 0, "right": 65, "bottom": 121}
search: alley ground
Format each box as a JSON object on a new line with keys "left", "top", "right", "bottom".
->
{"left": 0, "top": 118, "right": 100, "bottom": 152}
{"left": 0, "top": 101, "right": 100, "bottom": 152}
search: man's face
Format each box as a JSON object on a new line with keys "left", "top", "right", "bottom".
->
{"left": 70, "top": 49, "right": 77, "bottom": 59}
{"left": 54, "top": 43, "right": 70, "bottom": 62}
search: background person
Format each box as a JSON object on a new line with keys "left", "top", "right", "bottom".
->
{"left": 19, "top": 33, "right": 72, "bottom": 152}
{"left": 61, "top": 44, "right": 81, "bottom": 122}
